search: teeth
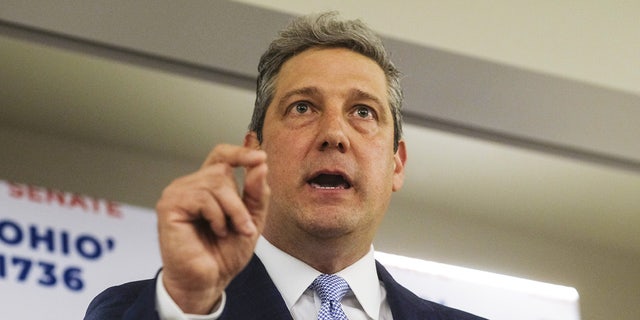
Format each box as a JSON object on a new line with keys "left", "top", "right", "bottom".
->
{"left": 310, "top": 182, "right": 347, "bottom": 189}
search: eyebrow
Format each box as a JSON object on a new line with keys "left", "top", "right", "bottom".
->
{"left": 279, "top": 87, "right": 385, "bottom": 108}
{"left": 347, "top": 88, "right": 385, "bottom": 109}
{"left": 279, "top": 87, "right": 321, "bottom": 104}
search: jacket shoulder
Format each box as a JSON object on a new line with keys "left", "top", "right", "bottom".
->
{"left": 84, "top": 278, "right": 157, "bottom": 320}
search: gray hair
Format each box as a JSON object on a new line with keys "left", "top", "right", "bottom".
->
{"left": 249, "top": 11, "right": 404, "bottom": 151}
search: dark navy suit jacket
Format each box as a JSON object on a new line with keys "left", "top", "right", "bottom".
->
{"left": 85, "top": 255, "right": 486, "bottom": 319}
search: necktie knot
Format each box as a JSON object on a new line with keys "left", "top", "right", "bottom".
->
{"left": 310, "top": 274, "right": 350, "bottom": 320}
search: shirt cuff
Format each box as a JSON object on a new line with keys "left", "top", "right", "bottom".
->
{"left": 155, "top": 270, "right": 226, "bottom": 320}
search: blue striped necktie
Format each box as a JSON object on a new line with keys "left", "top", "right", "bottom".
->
{"left": 310, "top": 274, "right": 351, "bottom": 320}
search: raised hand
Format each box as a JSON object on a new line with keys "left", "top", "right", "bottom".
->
{"left": 156, "top": 144, "right": 269, "bottom": 314}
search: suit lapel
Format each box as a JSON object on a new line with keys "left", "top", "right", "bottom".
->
{"left": 376, "top": 261, "right": 438, "bottom": 320}
{"left": 221, "top": 255, "right": 293, "bottom": 320}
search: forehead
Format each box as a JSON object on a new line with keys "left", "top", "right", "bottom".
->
{"left": 273, "top": 47, "right": 388, "bottom": 102}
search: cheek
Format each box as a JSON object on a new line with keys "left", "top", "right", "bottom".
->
{"left": 263, "top": 125, "right": 315, "bottom": 160}
{"left": 362, "top": 139, "right": 395, "bottom": 165}
{"left": 263, "top": 136, "right": 303, "bottom": 185}
{"left": 265, "top": 133, "right": 302, "bottom": 162}
{"left": 364, "top": 164, "right": 394, "bottom": 191}
{"left": 361, "top": 149, "right": 397, "bottom": 187}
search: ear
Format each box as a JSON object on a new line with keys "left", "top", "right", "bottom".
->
{"left": 244, "top": 131, "right": 261, "bottom": 149}
{"left": 392, "top": 140, "right": 407, "bottom": 192}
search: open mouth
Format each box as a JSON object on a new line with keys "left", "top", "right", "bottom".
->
{"left": 307, "top": 173, "right": 352, "bottom": 190}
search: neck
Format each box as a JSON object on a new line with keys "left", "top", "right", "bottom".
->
{"left": 263, "top": 228, "right": 373, "bottom": 274}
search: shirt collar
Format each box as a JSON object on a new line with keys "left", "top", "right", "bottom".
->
{"left": 255, "top": 236, "right": 382, "bottom": 319}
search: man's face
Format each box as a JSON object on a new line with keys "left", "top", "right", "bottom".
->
{"left": 252, "top": 47, "right": 406, "bottom": 243}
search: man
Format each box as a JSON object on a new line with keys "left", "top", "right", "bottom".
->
{"left": 86, "top": 12, "right": 486, "bottom": 320}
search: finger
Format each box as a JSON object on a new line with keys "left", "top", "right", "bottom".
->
{"left": 198, "top": 194, "right": 228, "bottom": 238}
{"left": 157, "top": 166, "right": 234, "bottom": 224}
{"left": 211, "top": 184, "right": 257, "bottom": 237}
{"left": 242, "top": 162, "right": 270, "bottom": 230}
{"left": 201, "top": 144, "right": 266, "bottom": 169}
{"left": 192, "top": 164, "right": 243, "bottom": 237}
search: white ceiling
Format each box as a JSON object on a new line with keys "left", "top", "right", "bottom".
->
{"left": 1, "top": 1, "right": 639, "bottom": 260}
{"left": 238, "top": 0, "right": 640, "bottom": 95}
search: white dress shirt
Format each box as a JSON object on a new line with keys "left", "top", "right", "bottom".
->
{"left": 156, "top": 236, "right": 393, "bottom": 319}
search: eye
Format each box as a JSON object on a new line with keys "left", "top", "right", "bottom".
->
{"left": 353, "top": 105, "right": 375, "bottom": 119}
{"left": 293, "top": 102, "right": 310, "bottom": 114}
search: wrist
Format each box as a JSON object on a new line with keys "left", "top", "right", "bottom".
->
{"left": 161, "top": 272, "right": 225, "bottom": 315}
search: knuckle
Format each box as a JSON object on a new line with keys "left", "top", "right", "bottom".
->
{"left": 211, "top": 143, "right": 232, "bottom": 158}
{"left": 189, "top": 189, "right": 210, "bottom": 205}
{"left": 204, "top": 161, "right": 229, "bottom": 174}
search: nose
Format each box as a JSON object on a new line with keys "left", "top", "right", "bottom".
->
{"left": 317, "top": 111, "right": 350, "bottom": 153}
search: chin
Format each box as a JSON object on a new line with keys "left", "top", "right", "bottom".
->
{"left": 301, "top": 215, "right": 358, "bottom": 238}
